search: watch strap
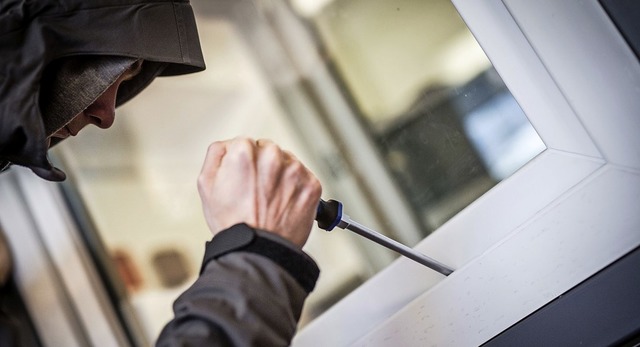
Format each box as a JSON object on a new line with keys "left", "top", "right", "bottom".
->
{"left": 201, "top": 223, "right": 319, "bottom": 292}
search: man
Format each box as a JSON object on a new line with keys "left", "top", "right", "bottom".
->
{"left": 1, "top": 0, "right": 204, "bottom": 180}
{"left": 1, "top": 1, "right": 323, "bottom": 346}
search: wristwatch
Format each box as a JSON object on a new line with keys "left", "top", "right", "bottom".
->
{"left": 200, "top": 223, "right": 319, "bottom": 292}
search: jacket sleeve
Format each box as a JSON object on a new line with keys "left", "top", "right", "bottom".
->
{"left": 155, "top": 224, "right": 320, "bottom": 347}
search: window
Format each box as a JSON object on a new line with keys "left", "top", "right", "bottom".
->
{"left": 51, "top": 0, "right": 544, "bottom": 342}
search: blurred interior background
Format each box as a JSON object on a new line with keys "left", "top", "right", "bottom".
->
{"left": 51, "top": 0, "right": 544, "bottom": 343}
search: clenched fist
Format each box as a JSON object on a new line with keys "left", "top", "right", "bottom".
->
{"left": 197, "top": 137, "right": 322, "bottom": 247}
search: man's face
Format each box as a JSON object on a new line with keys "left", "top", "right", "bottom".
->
{"left": 48, "top": 60, "right": 143, "bottom": 144}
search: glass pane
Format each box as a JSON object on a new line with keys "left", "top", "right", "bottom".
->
{"left": 293, "top": 0, "right": 545, "bottom": 232}
{"left": 51, "top": 0, "right": 545, "bottom": 341}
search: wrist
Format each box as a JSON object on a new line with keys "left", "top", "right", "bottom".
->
{"left": 201, "top": 223, "right": 320, "bottom": 292}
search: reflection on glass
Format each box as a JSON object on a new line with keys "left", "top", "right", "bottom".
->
{"left": 375, "top": 68, "right": 544, "bottom": 231}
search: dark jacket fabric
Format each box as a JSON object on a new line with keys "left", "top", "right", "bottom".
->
{"left": 0, "top": 0, "right": 205, "bottom": 181}
{"left": 157, "top": 224, "right": 320, "bottom": 347}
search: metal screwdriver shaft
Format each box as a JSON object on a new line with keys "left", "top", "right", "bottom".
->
{"left": 315, "top": 199, "right": 454, "bottom": 276}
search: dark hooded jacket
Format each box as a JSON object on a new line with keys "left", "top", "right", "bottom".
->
{"left": 0, "top": 0, "right": 205, "bottom": 181}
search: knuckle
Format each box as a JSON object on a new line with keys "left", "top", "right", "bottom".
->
{"left": 298, "top": 175, "right": 322, "bottom": 199}
{"left": 237, "top": 136, "right": 255, "bottom": 145}
{"left": 307, "top": 178, "right": 322, "bottom": 198}
{"left": 289, "top": 160, "right": 305, "bottom": 174}
{"left": 232, "top": 139, "right": 255, "bottom": 161}
{"left": 261, "top": 142, "right": 282, "bottom": 160}
{"left": 257, "top": 138, "right": 275, "bottom": 146}
{"left": 235, "top": 138, "right": 252, "bottom": 150}
{"left": 207, "top": 141, "right": 222, "bottom": 154}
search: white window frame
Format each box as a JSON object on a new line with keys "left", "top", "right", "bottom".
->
{"left": 0, "top": 168, "right": 143, "bottom": 347}
{"left": 292, "top": 0, "right": 640, "bottom": 345}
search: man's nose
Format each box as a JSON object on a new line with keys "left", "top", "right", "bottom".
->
{"left": 82, "top": 82, "right": 119, "bottom": 129}
{"left": 84, "top": 106, "right": 115, "bottom": 129}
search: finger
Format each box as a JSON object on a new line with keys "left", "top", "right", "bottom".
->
{"left": 224, "top": 137, "right": 257, "bottom": 170}
{"left": 227, "top": 138, "right": 260, "bottom": 222}
{"left": 198, "top": 141, "right": 227, "bottom": 190}
{"left": 285, "top": 161, "right": 322, "bottom": 219}
{"left": 197, "top": 141, "right": 229, "bottom": 232}
{"left": 280, "top": 160, "right": 308, "bottom": 209}
{"left": 282, "top": 149, "right": 298, "bottom": 163}
{"left": 257, "top": 140, "right": 284, "bottom": 180}
{"left": 297, "top": 164, "right": 322, "bottom": 205}
{"left": 256, "top": 141, "right": 286, "bottom": 225}
{"left": 202, "top": 141, "right": 227, "bottom": 171}
{"left": 222, "top": 137, "right": 258, "bottom": 190}
{"left": 298, "top": 171, "right": 322, "bottom": 209}
{"left": 256, "top": 138, "right": 271, "bottom": 147}
{"left": 276, "top": 162, "right": 322, "bottom": 245}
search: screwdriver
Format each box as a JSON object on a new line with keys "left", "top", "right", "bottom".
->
{"left": 315, "top": 199, "right": 454, "bottom": 276}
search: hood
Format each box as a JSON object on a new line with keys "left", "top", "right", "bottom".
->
{"left": 0, "top": 0, "right": 206, "bottom": 181}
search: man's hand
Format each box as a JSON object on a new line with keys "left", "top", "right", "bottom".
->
{"left": 197, "top": 137, "right": 322, "bottom": 248}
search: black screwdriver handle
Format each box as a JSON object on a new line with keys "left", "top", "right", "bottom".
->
{"left": 315, "top": 199, "right": 343, "bottom": 231}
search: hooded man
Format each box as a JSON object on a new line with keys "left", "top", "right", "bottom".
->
{"left": 0, "top": 1, "right": 322, "bottom": 346}
{"left": 0, "top": 0, "right": 205, "bottom": 180}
